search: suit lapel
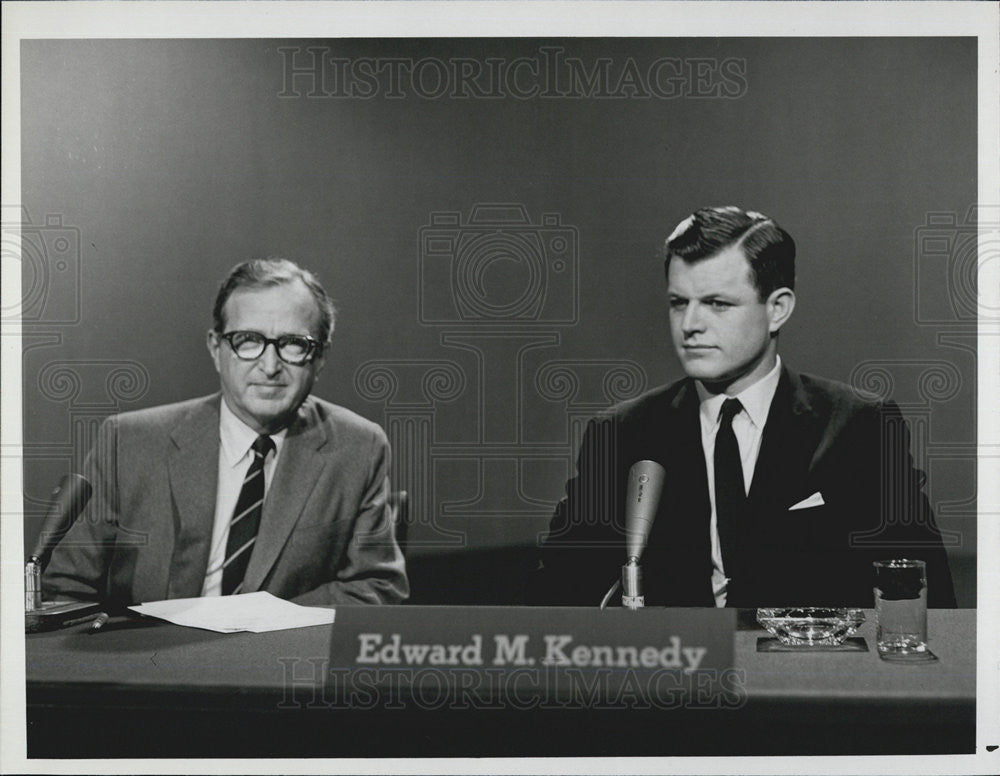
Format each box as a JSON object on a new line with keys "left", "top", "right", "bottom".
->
{"left": 241, "top": 399, "right": 331, "bottom": 592}
{"left": 165, "top": 396, "right": 222, "bottom": 599}
{"left": 747, "top": 368, "right": 825, "bottom": 511}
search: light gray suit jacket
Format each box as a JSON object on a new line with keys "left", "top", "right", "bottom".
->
{"left": 43, "top": 394, "right": 408, "bottom": 606}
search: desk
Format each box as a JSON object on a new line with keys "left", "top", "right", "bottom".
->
{"left": 26, "top": 608, "right": 975, "bottom": 757}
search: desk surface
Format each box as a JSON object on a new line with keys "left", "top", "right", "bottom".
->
{"left": 25, "top": 607, "right": 976, "bottom": 757}
{"left": 740, "top": 609, "right": 974, "bottom": 702}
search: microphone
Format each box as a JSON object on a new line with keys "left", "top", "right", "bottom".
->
{"left": 625, "top": 460, "right": 665, "bottom": 561}
{"left": 25, "top": 474, "right": 92, "bottom": 611}
{"left": 621, "top": 460, "right": 665, "bottom": 609}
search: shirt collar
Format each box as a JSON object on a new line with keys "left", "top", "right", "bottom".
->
{"left": 697, "top": 355, "right": 783, "bottom": 430}
{"left": 219, "top": 398, "right": 287, "bottom": 468}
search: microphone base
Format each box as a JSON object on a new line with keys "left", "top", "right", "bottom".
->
{"left": 25, "top": 601, "right": 102, "bottom": 633}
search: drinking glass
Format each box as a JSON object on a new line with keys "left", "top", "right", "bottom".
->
{"left": 873, "top": 559, "right": 936, "bottom": 662}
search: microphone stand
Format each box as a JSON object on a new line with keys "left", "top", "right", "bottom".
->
{"left": 25, "top": 475, "right": 102, "bottom": 632}
{"left": 25, "top": 556, "right": 44, "bottom": 612}
{"left": 621, "top": 557, "right": 644, "bottom": 610}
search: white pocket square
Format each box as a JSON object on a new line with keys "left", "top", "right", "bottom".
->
{"left": 789, "top": 491, "right": 825, "bottom": 511}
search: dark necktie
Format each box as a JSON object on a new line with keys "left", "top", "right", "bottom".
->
{"left": 715, "top": 398, "right": 745, "bottom": 594}
{"left": 222, "top": 434, "right": 275, "bottom": 595}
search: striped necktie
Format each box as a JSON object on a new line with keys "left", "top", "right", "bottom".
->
{"left": 715, "top": 398, "right": 745, "bottom": 599}
{"left": 222, "top": 434, "right": 275, "bottom": 595}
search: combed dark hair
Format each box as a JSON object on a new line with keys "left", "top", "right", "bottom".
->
{"left": 212, "top": 258, "right": 336, "bottom": 347}
{"left": 664, "top": 206, "right": 795, "bottom": 300}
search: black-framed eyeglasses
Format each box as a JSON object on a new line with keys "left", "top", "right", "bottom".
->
{"left": 217, "top": 330, "right": 321, "bottom": 366}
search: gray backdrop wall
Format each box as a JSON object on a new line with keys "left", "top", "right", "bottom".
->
{"left": 19, "top": 38, "right": 978, "bottom": 604}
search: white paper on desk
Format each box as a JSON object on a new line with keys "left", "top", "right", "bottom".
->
{"left": 128, "top": 591, "right": 336, "bottom": 633}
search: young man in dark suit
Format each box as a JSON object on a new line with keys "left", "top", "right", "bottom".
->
{"left": 539, "top": 206, "right": 956, "bottom": 608}
{"left": 44, "top": 259, "right": 408, "bottom": 607}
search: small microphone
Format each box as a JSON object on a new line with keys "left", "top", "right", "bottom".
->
{"left": 621, "top": 460, "right": 665, "bottom": 609}
{"left": 26, "top": 474, "right": 92, "bottom": 611}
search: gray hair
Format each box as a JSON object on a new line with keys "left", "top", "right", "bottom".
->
{"left": 212, "top": 258, "right": 336, "bottom": 347}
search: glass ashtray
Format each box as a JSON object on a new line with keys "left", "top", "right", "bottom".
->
{"left": 756, "top": 607, "right": 866, "bottom": 646}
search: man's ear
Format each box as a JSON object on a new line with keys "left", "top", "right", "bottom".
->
{"left": 206, "top": 330, "right": 222, "bottom": 374}
{"left": 766, "top": 287, "right": 796, "bottom": 334}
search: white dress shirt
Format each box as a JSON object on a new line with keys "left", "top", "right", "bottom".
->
{"left": 200, "top": 400, "right": 286, "bottom": 597}
{"left": 696, "top": 356, "right": 782, "bottom": 607}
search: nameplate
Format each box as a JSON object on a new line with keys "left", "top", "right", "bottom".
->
{"left": 328, "top": 606, "right": 739, "bottom": 710}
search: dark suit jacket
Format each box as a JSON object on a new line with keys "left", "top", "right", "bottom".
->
{"left": 43, "top": 394, "right": 409, "bottom": 607}
{"left": 538, "top": 367, "right": 956, "bottom": 608}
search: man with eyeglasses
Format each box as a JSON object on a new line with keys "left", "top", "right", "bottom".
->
{"left": 44, "top": 259, "right": 408, "bottom": 606}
